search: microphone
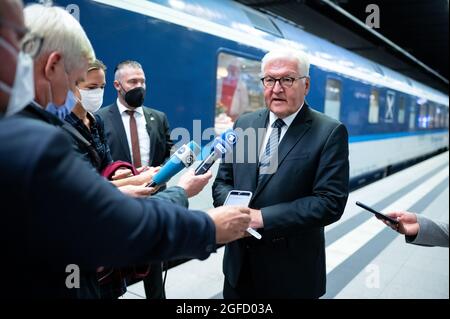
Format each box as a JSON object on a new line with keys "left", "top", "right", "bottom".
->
{"left": 146, "top": 141, "right": 201, "bottom": 187}
{"left": 195, "top": 129, "right": 237, "bottom": 175}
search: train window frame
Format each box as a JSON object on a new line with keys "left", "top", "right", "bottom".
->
{"left": 214, "top": 49, "right": 264, "bottom": 135}
{"left": 368, "top": 88, "right": 380, "bottom": 124}
{"left": 323, "top": 77, "right": 342, "bottom": 121}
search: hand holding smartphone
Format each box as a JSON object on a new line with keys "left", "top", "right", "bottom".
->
{"left": 355, "top": 201, "right": 399, "bottom": 225}
{"left": 224, "top": 190, "right": 262, "bottom": 240}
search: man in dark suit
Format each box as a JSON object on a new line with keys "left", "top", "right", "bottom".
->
{"left": 96, "top": 60, "right": 173, "bottom": 170}
{"left": 213, "top": 48, "right": 349, "bottom": 298}
{"left": 97, "top": 60, "right": 174, "bottom": 298}
{"left": 0, "top": 2, "right": 251, "bottom": 299}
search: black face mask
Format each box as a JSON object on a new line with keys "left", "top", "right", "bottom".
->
{"left": 122, "top": 86, "right": 145, "bottom": 108}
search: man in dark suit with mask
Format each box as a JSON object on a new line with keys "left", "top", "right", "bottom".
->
{"left": 213, "top": 48, "right": 349, "bottom": 299}
{"left": 97, "top": 60, "right": 173, "bottom": 170}
{"left": 96, "top": 60, "right": 174, "bottom": 299}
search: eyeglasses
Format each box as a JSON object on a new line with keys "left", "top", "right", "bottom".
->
{"left": 260, "top": 76, "right": 307, "bottom": 88}
{"left": 21, "top": 33, "right": 44, "bottom": 58}
{"left": 0, "top": 19, "right": 44, "bottom": 58}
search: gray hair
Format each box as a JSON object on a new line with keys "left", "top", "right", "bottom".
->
{"left": 114, "top": 60, "right": 143, "bottom": 81}
{"left": 261, "top": 48, "right": 310, "bottom": 77}
{"left": 24, "top": 4, "right": 95, "bottom": 72}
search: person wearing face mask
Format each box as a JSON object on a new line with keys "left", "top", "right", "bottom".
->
{"left": 96, "top": 60, "right": 174, "bottom": 173}
{"left": 0, "top": 3, "right": 251, "bottom": 299}
{"left": 63, "top": 59, "right": 214, "bottom": 298}
{"left": 64, "top": 59, "right": 113, "bottom": 172}
{"left": 96, "top": 61, "right": 176, "bottom": 300}
{"left": 0, "top": 0, "right": 36, "bottom": 117}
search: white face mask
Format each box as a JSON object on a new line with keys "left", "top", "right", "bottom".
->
{"left": 0, "top": 37, "right": 35, "bottom": 117}
{"left": 78, "top": 88, "right": 104, "bottom": 113}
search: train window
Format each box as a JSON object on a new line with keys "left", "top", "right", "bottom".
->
{"left": 398, "top": 96, "right": 405, "bottom": 124}
{"left": 444, "top": 107, "right": 448, "bottom": 128}
{"left": 428, "top": 103, "right": 436, "bottom": 128}
{"left": 323, "top": 78, "right": 341, "bottom": 121}
{"left": 418, "top": 102, "right": 428, "bottom": 128}
{"left": 408, "top": 100, "right": 416, "bottom": 130}
{"left": 243, "top": 8, "right": 283, "bottom": 38}
{"left": 438, "top": 105, "right": 446, "bottom": 128}
{"left": 435, "top": 104, "right": 443, "bottom": 128}
{"left": 215, "top": 52, "right": 264, "bottom": 134}
{"left": 368, "top": 89, "right": 379, "bottom": 123}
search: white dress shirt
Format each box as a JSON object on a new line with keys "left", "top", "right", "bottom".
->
{"left": 117, "top": 98, "right": 150, "bottom": 167}
{"left": 259, "top": 103, "right": 303, "bottom": 161}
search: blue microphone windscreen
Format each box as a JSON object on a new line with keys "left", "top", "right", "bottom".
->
{"left": 152, "top": 141, "right": 200, "bottom": 185}
{"left": 152, "top": 157, "right": 185, "bottom": 185}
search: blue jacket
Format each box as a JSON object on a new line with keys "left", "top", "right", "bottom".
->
{"left": 0, "top": 104, "right": 216, "bottom": 298}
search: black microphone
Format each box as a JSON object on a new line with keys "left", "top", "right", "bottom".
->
{"left": 195, "top": 129, "right": 237, "bottom": 175}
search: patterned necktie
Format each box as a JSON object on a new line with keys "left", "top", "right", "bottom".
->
{"left": 258, "top": 118, "right": 286, "bottom": 182}
{"left": 125, "top": 110, "right": 142, "bottom": 168}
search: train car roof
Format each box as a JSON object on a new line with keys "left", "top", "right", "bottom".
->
{"left": 96, "top": 0, "right": 448, "bottom": 106}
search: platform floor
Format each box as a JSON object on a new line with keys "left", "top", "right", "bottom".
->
{"left": 123, "top": 152, "right": 449, "bottom": 299}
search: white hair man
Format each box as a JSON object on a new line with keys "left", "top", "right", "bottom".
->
{"left": 23, "top": 4, "right": 95, "bottom": 118}
{"left": 213, "top": 47, "right": 349, "bottom": 298}
{"left": 0, "top": 3, "right": 251, "bottom": 299}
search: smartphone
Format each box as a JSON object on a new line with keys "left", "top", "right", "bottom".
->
{"left": 355, "top": 201, "right": 399, "bottom": 225}
{"left": 224, "top": 190, "right": 252, "bottom": 206}
{"left": 224, "top": 190, "right": 262, "bottom": 240}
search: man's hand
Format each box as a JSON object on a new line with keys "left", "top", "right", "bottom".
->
{"left": 119, "top": 184, "right": 156, "bottom": 198}
{"left": 384, "top": 211, "right": 419, "bottom": 236}
{"left": 249, "top": 208, "right": 263, "bottom": 229}
{"left": 177, "top": 169, "right": 212, "bottom": 198}
{"left": 138, "top": 166, "right": 160, "bottom": 183}
{"left": 208, "top": 206, "right": 251, "bottom": 244}
{"left": 111, "top": 168, "right": 132, "bottom": 180}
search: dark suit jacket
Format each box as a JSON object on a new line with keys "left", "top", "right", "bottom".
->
{"left": 0, "top": 104, "right": 215, "bottom": 299}
{"left": 96, "top": 102, "right": 173, "bottom": 167}
{"left": 212, "top": 104, "right": 349, "bottom": 298}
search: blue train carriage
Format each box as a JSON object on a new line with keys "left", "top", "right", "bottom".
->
{"left": 46, "top": 0, "right": 448, "bottom": 188}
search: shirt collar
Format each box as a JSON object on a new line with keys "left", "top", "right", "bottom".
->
{"left": 268, "top": 102, "right": 304, "bottom": 128}
{"left": 116, "top": 98, "right": 144, "bottom": 116}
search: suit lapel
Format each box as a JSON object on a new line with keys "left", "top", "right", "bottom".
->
{"left": 111, "top": 103, "right": 132, "bottom": 163}
{"left": 242, "top": 109, "right": 268, "bottom": 193}
{"left": 253, "top": 105, "right": 312, "bottom": 199}
{"left": 143, "top": 107, "right": 156, "bottom": 165}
